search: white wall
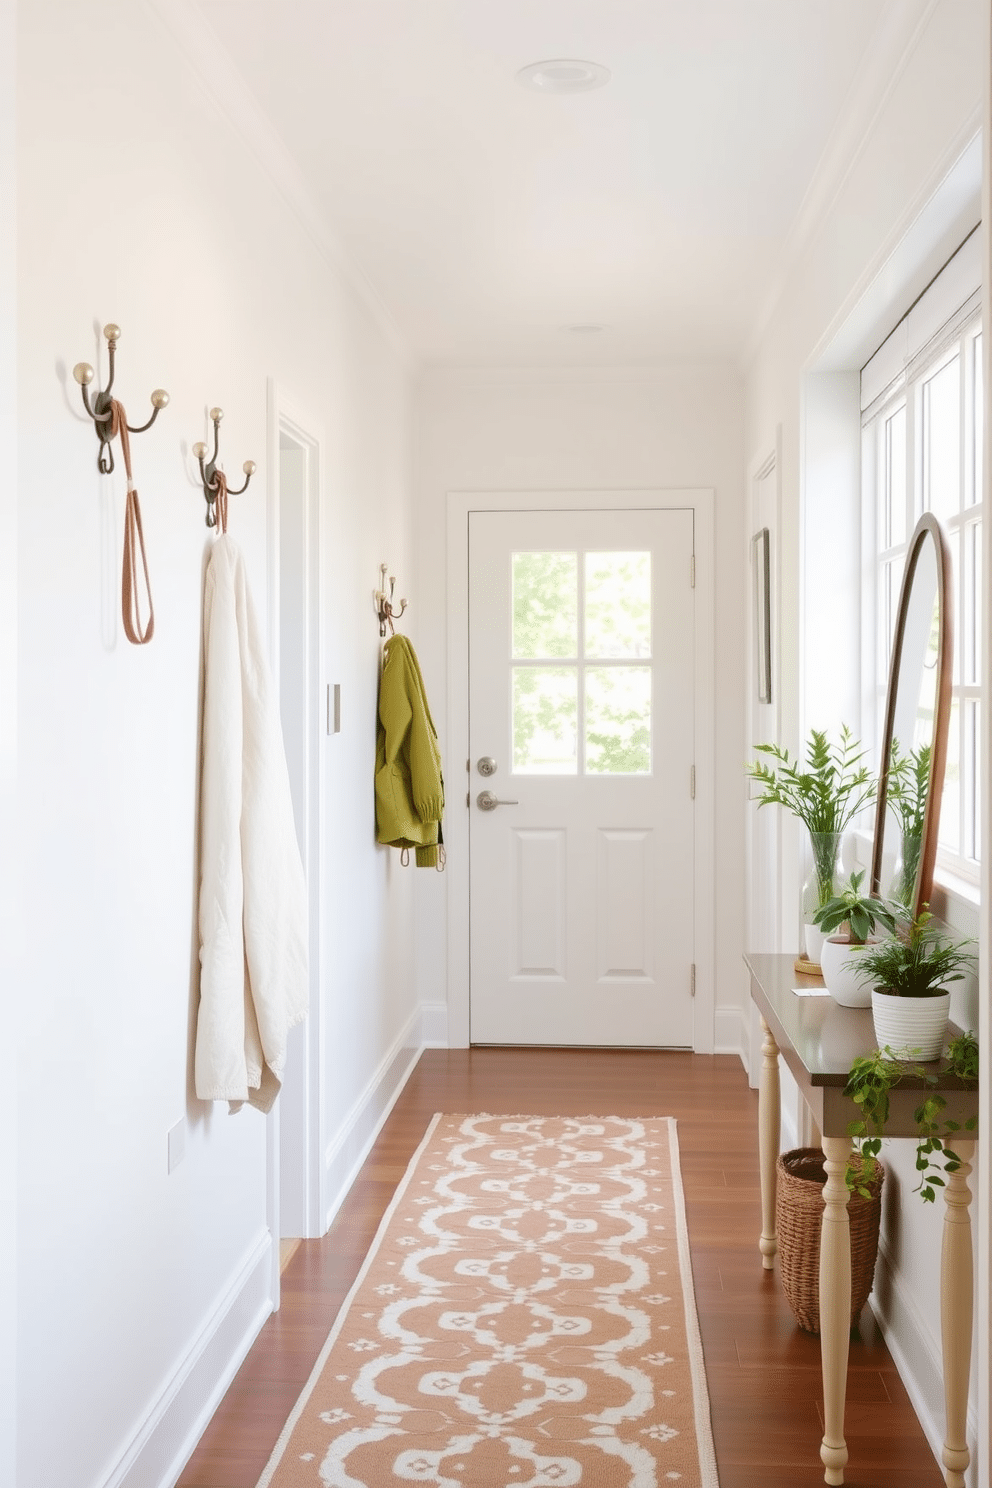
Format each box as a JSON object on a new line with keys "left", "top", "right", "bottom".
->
{"left": 745, "top": 0, "right": 985, "bottom": 1475}
{"left": 1, "top": 1, "right": 18, "bottom": 1484}
{"left": 413, "top": 365, "right": 746, "bottom": 1052}
{"left": 15, "top": 3, "right": 419, "bottom": 1485}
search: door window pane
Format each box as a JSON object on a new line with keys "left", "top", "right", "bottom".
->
{"left": 922, "top": 356, "right": 961, "bottom": 522}
{"left": 585, "top": 552, "right": 651, "bottom": 657}
{"left": 585, "top": 667, "right": 651, "bottom": 775}
{"left": 512, "top": 667, "right": 577, "bottom": 773}
{"left": 512, "top": 552, "right": 577, "bottom": 659}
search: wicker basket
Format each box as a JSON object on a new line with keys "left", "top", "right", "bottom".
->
{"left": 775, "top": 1147, "right": 884, "bottom": 1334}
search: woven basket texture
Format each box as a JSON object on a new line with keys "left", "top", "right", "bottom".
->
{"left": 775, "top": 1146, "right": 884, "bottom": 1334}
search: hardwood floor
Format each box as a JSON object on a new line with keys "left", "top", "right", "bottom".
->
{"left": 177, "top": 1048, "right": 945, "bottom": 1488}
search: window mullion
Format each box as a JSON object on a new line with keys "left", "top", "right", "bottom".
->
{"left": 909, "top": 378, "right": 921, "bottom": 523}
{"left": 578, "top": 553, "right": 586, "bottom": 776}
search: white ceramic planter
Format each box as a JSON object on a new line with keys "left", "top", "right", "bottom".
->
{"left": 820, "top": 938, "right": 876, "bottom": 1008}
{"left": 870, "top": 989, "right": 951, "bottom": 1060}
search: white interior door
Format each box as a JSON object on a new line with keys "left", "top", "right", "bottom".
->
{"left": 468, "top": 507, "right": 696, "bottom": 1046}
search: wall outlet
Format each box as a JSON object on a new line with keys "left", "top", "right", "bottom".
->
{"left": 167, "top": 1118, "right": 186, "bottom": 1173}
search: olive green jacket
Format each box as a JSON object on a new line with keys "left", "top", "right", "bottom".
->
{"left": 375, "top": 635, "right": 444, "bottom": 867}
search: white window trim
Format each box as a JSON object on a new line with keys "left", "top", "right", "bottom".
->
{"left": 861, "top": 245, "right": 983, "bottom": 908}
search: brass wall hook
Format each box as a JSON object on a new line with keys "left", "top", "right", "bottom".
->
{"left": 73, "top": 323, "right": 169, "bottom": 474}
{"left": 192, "top": 407, "right": 257, "bottom": 527}
{"left": 374, "top": 562, "right": 408, "bottom": 637}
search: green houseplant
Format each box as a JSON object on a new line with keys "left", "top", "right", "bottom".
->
{"left": 812, "top": 870, "right": 899, "bottom": 1007}
{"left": 845, "top": 1031, "right": 978, "bottom": 1202}
{"left": 853, "top": 907, "right": 976, "bottom": 1059}
{"left": 747, "top": 725, "right": 876, "bottom": 960}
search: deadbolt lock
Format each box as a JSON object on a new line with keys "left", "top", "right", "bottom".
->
{"left": 477, "top": 756, "right": 498, "bottom": 777}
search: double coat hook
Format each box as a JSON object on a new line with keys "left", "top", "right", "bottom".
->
{"left": 192, "top": 408, "right": 256, "bottom": 528}
{"left": 73, "top": 323, "right": 169, "bottom": 473}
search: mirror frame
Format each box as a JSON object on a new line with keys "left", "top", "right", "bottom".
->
{"left": 869, "top": 511, "right": 953, "bottom": 919}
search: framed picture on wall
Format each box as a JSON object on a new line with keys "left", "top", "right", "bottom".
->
{"left": 752, "top": 527, "right": 771, "bottom": 704}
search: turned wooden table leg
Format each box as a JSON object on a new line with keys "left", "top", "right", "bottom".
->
{"left": 758, "top": 1014, "right": 781, "bottom": 1269}
{"left": 819, "top": 1134, "right": 852, "bottom": 1486}
{"left": 940, "top": 1137, "right": 974, "bottom": 1488}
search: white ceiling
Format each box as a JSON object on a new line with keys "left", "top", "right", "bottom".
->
{"left": 193, "top": 0, "right": 898, "bottom": 367}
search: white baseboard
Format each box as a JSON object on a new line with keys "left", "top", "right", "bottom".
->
{"left": 105, "top": 999, "right": 447, "bottom": 1488}
{"left": 103, "top": 1234, "right": 274, "bottom": 1488}
{"left": 323, "top": 999, "right": 444, "bottom": 1230}
{"left": 869, "top": 1242, "right": 978, "bottom": 1485}
{"left": 714, "top": 1004, "right": 748, "bottom": 1061}
{"left": 419, "top": 998, "right": 449, "bottom": 1048}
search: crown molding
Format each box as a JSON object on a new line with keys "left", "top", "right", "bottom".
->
{"left": 144, "top": 0, "right": 412, "bottom": 369}
{"left": 811, "top": 120, "right": 981, "bottom": 373}
{"left": 743, "top": 0, "right": 945, "bottom": 369}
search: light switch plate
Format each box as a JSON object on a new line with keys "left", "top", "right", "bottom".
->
{"left": 167, "top": 1118, "right": 186, "bottom": 1173}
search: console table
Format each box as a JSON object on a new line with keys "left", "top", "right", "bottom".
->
{"left": 744, "top": 951, "right": 978, "bottom": 1488}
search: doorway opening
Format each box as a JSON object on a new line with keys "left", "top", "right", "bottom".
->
{"left": 467, "top": 506, "right": 696, "bottom": 1047}
{"left": 445, "top": 487, "right": 716, "bottom": 1053}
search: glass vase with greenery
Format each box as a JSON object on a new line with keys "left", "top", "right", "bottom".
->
{"left": 747, "top": 725, "right": 877, "bottom": 916}
{"left": 885, "top": 739, "right": 931, "bottom": 906}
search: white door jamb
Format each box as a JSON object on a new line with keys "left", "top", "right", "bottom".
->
{"left": 445, "top": 487, "right": 715, "bottom": 1053}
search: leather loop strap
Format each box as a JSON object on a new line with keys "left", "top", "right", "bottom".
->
{"left": 110, "top": 400, "right": 155, "bottom": 645}
{"left": 212, "top": 469, "right": 229, "bottom": 535}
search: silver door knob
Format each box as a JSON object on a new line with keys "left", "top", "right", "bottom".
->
{"left": 477, "top": 756, "right": 498, "bottom": 777}
{"left": 477, "top": 790, "right": 518, "bottom": 811}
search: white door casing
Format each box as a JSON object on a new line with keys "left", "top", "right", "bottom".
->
{"left": 267, "top": 381, "right": 326, "bottom": 1259}
{"left": 445, "top": 489, "right": 716, "bottom": 1052}
{"left": 468, "top": 508, "right": 696, "bottom": 1046}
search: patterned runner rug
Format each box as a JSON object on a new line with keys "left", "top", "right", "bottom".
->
{"left": 258, "top": 1114, "right": 719, "bottom": 1487}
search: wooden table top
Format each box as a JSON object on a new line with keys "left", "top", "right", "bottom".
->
{"left": 744, "top": 951, "right": 978, "bottom": 1136}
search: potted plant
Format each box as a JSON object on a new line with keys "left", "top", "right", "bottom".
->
{"left": 845, "top": 1031, "right": 978, "bottom": 1202}
{"left": 812, "top": 870, "right": 899, "bottom": 1008}
{"left": 852, "top": 907, "right": 976, "bottom": 1059}
{"left": 747, "top": 725, "right": 876, "bottom": 962}
{"left": 885, "top": 739, "right": 931, "bottom": 906}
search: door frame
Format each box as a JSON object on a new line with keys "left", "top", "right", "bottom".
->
{"left": 445, "top": 488, "right": 716, "bottom": 1052}
{"left": 265, "top": 380, "right": 326, "bottom": 1275}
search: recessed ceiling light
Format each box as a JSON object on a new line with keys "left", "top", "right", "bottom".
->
{"left": 516, "top": 59, "right": 611, "bottom": 94}
{"left": 564, "top": 323, "right": 608, "bottom": 334}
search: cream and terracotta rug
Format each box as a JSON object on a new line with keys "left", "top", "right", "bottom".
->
{"left": 258, "top": 1114, "right": 719, "bottom": 1487}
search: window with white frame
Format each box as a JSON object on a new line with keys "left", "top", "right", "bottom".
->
{"left": 862, "top": 232, "right": 982, "bottom": 885}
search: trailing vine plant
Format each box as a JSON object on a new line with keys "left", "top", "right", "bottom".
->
{"left": 844, "top": 1031, "right": 978, "bottom": 1203}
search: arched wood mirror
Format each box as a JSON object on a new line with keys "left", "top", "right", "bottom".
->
{"left": 870, "top": 512, "right": 953, "bottom": 918}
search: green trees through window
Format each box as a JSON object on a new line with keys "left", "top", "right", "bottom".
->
{"left": 511, "top": 550, "right": 652, "bottom": 774}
